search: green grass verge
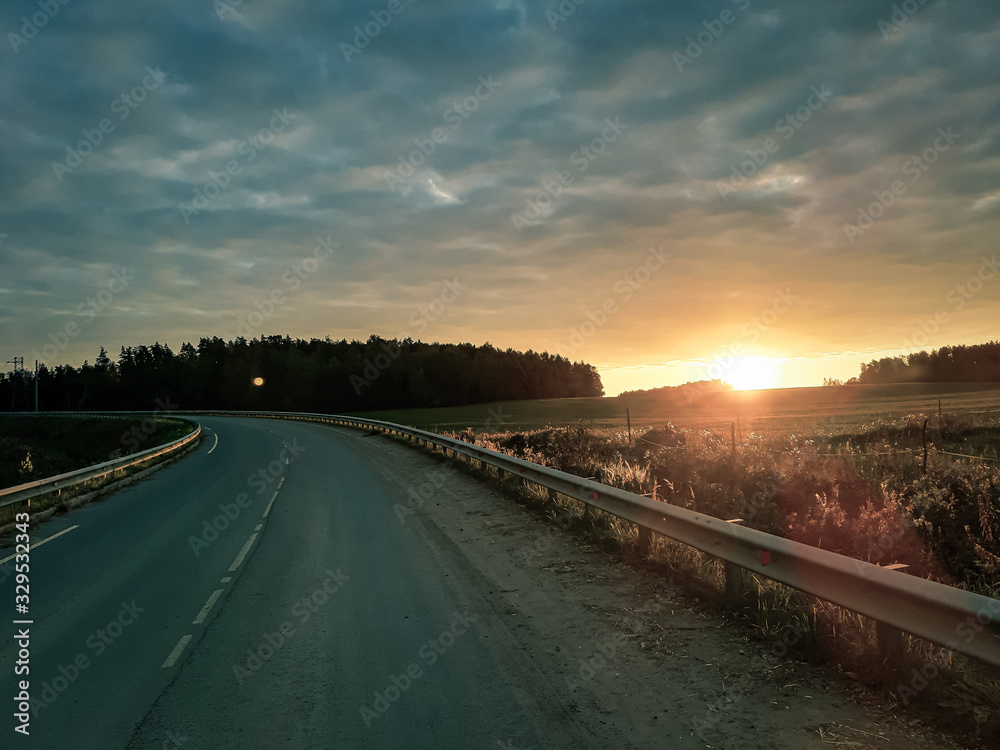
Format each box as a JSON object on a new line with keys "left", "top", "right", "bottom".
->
{"left": 0, "top": 415, "right": 197, "bottom": 528}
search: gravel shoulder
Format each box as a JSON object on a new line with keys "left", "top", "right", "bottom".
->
{"left": 355, "top": 430, "right": 965, "bottom": 750}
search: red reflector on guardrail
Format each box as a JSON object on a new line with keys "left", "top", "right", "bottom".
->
{"left": 760, "top": 550, "right": 771, "bottom": 566}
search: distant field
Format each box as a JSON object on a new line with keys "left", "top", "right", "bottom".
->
{"left": 356, "top": 382, "right": 1000, "bottom": 437}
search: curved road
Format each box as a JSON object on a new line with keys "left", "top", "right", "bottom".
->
{"left": 0, "top": 417, "right": 541, "bottom": 749}
{"left": 0, "top": 417, "right": 964, "bottom": 750}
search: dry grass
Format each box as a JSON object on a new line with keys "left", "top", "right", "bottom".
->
{"left": 417, "top": 419, "right": 1000, "bottom": 746}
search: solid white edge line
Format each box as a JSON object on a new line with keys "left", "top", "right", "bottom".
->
{"left": 262, "top": 491, "right": 279, "bottom": 518}
{"left": 161, "top": 634, "right": 193, "bottom": 668}
{"left": 192, "top": 589, "right": 224, "bottom": 625}
{"left": 207, "top": 433, "right": 219, "bottom": 454}
{"left": 228, "top": 533, "right": 258, "bottom": 572}
{"left": 0, "top": 525, "right": 79, "bottom": 565}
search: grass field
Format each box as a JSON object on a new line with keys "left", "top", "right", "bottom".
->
{"left": 356, "top": 381, "right": 1000, "bottom": 437}
{"left": 0, "top": 414, "right": 195, "bottom": 488}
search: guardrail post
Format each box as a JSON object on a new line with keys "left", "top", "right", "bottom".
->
{"left": 723, "top": 560, "right": 746, "bottom": 605}
{"left": 637, "top": 525, "right": 653, "bottom": 557}
{"left": 723, "top": 519, "right": 747, "bottom": 606}
{"left": 876, "top": 622, "right": 905, "bottom": 667}
{"left": 876, "top": 563, "right": 909, "bottom": 667}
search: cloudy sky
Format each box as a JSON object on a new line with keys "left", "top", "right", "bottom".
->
{"left": 1, "top": 0, "right": 998, "bottom": 395}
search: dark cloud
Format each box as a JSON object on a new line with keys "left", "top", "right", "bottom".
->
{"left": 1, "top": 0, "right": 998, "bottom": 393}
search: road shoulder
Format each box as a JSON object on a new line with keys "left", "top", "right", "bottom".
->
{"left": 351, "top": 429, "right": 962, "bottom": 750}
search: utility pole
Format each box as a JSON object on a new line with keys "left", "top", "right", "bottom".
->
{"left": 5, "top": 356, "right": 24, "bottom": 411}
{"left": 35, "top": 359, "right": 39, "bottom": 412}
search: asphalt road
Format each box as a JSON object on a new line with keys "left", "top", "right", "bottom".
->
{"left": 0, "top": 417, "right": 543, "bottom": 749}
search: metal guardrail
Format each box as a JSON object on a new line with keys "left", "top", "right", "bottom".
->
{"left": 0, "top": 417, "right": 202, "bottom": 509}
{"left": 191, "top": 409, "right": 1000, "bottom": 669}
{"left": 5, "top": 409, "right": 997, "bottom": 669}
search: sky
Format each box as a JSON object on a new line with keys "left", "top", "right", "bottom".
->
{"left": 1, "top": 0, "right": 998, "bottom": 396}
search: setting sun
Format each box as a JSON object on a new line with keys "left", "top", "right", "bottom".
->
{"left": 724, "top": 356, "right": 783, "bottom": 391}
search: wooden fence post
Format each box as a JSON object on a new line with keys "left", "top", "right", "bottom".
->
{"left": 922, "top": 418, "right": 928, "bottom": 474}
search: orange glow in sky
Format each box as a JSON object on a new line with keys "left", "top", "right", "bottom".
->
{"left": 723, "top": 356, "right": 783, "bottom": 391}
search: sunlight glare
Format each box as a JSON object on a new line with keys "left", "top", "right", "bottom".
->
{"left": 724, "top": 356, "right": 782, "bottom": 391}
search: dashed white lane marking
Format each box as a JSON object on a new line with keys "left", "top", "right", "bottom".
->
{"left": 207, "top": 434, "right": 219, "bottom": 454}
{"left": 254, "top": 523, "right": 262, "bottom": 531}
{"left": 228, "top": 533, "right": 258, "bottom": 572}
{"left": 220, "top": 576, "right": 232, "bottom": 583}
{"left": 192, "top": 589, "right": 224, "bottom": 625}
{"left": 277, "top": 477, "right": 285, "bottom": 490}
{"left": 162, "top": 635, "right": 193, "bottom": 668}
{"left": 262, "top": 491, "right": 279, "bottom": 518}
{"left": 0, "top": 525, "right": 79, "bottom": 565}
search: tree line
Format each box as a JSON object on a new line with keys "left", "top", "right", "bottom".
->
{"left": 617, "top": 379, "right": 732, "bottom": 399}
{"left": 0, "top": 335, "right": 604, "bottom": 413}
{"left": 833, "top": 341, "right": 1000, "bottom": 385}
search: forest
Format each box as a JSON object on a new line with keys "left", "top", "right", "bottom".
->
{"left": 0, "top": 335, "right": 604, "bottom": 413}
{"left": 841, "top": 341, "right": 1000, "bottom": 384}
